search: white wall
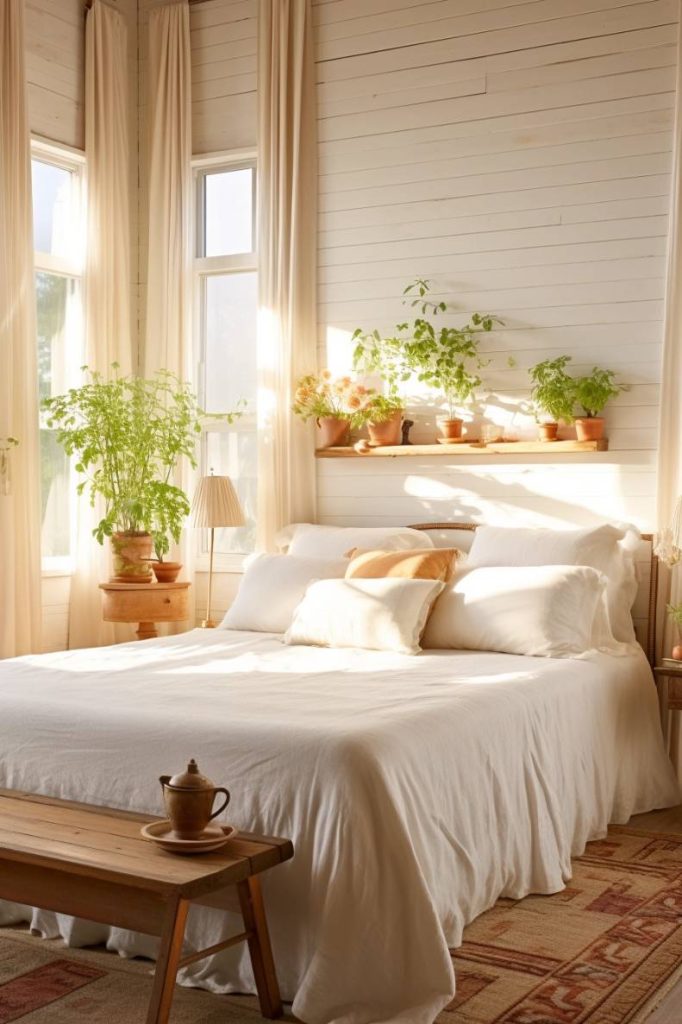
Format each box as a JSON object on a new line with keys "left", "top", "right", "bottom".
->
{"left": 315, "top": 0, "right": 678, "bottom": 534}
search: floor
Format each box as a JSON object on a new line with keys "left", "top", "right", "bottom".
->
{"left": 629, "top": 804, "right": 682, "bottom": 1023}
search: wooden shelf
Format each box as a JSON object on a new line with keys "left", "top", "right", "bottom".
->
{"left": 315, "top": 439, "right": 609, "bottom": 458}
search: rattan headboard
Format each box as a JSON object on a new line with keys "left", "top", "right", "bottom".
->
{"left": 408, "top": 523, "right": 658, "bottom": 667}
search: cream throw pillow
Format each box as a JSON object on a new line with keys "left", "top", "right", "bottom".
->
{"left": 345, "top": 547, "right": 459, "bottom": 582}
{"left": 284, "top": 577, "right": 445, "bottom": 655}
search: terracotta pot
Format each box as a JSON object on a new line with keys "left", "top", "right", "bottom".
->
{"left": 316, "top": 416, "right": 350, "bottom": 449}
{"left": 672, "top": 645, "right": 682, "bottom": 661}
{"left": 437, "top": 417, "right": 463, "bottom": 440}
{"left": 111, "top": 531, "right": 153, "bottom": 583}
{"left": 575, "top": 416, "right": 605, "bottom": 442}
{"left": 152, "top": 561, "right": 182, "bottom": 584}
{"left": 367, "top": 409, "right": 403, "bottom": 446}
{"left": 538, "top": 422, "right": 559, "bottom": 442}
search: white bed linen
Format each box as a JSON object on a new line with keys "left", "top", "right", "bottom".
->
{"left": 0, "top": 630, "right": 678, "bottom": 1024}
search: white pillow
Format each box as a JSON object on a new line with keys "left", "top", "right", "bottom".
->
{"left": 220, "top": 554, "right": 347, "bottom": 634}
{"left": 423, "top": 565, "right": 613, "bottom": 658}
{"left": 278, "top": 523, "right": 433, "bottom": 559}
{"left": 467, "top": 524, "right": 638, "bottom": 644}
{"left": 284, "top": 577, "right": 444, "bottom": 655}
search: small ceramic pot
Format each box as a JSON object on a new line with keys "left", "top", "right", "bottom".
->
{"left": 111, "top": 532, "right": 153, "bottom": 583}
{"left": 152, "top": 561, "right": 182, "bottom": 584}
{"left": 316, "top": 416, "right": 350, "bottom": 449}
{"left": 159, "top": 759, "right": 230, "bottom": 841}
{"left": 367, "top": 409, "right": 403, "bottom": 446}
{"left": 672, "top": 645, "right": 682, "bottom": 661}
{"left": 575, "top": 417, "right": 605, "bottom": 442}
{"left": 437, "top": 417, "right": 463, "bottom": 441}
{"left": 538, "top": 422, "right": 558, "bottom": 442}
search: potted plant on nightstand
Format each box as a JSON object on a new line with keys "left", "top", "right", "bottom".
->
{"left": 403, "top": 279, "right": 501, "bottom": 441}
{"left": 529, "top": 356, "right": 576, "bottom": 441}
{"left": 43, "top": 366, "right": 241, "bottom": 582}
{"left": 292, "top": 371, "right": 375, "bottom": 448}
{"left": 573, "top": 367, "right": 627, "bottom": 441}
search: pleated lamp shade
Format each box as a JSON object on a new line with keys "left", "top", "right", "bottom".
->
{"left": 191, "top": 474, "right": 245, "bottom": 529}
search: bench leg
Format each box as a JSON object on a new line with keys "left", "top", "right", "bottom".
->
{"left": 237, "top": 876, "right": 283, "bottom": 1019}
{"left": 146, "top": 896, "right": 190, "bottom": 1024}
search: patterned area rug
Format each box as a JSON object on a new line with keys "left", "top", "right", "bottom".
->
{"left": 2, "top": 824, "right": 682, "bottom": 1023}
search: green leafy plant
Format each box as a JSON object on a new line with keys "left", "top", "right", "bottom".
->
{"left": 361, "top": 393, "right": 405, "bottom": 423}
{"left": 529, "top": 356, "right": 577, "bottom": 424}
{"left": 574, "top": 367, "right": 627, "bottom": 418}
{"left": 292, "top": 371, "right": 376, "bottom": 429}
{"left": 352, "top": 278, "right": 501, "bottom": 419}
{"left": 402, "top": 279, "right": 501, "bottom": 419}
{"left": 42, "top": 366, "right": 242, "bottom": 560}
{"left": 667, "top": 603, "right": 682, "bottom": 631}
{"left": 0, "top": 437, "right": 18, "bottom": 497}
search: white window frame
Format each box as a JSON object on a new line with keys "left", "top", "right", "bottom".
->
{"left": 192, "top": 149, "right": 257, "bottom": 573}
{"left": 32, "top": 136, "right": 86, "bottom": 577}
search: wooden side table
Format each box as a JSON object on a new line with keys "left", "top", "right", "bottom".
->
{"left": 653, "top": 664, "right": 682, "bottom": 753}
{"left": 100, "top": 581, "right": 191, "bottom": 640}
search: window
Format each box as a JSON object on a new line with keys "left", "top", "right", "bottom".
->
{"left": 194, "top": 159, "right": 257, "bottom": 564}
{"left": 32, "top": 142, "right": 86, "bottom": 572}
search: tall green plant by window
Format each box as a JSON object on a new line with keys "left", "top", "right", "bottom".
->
{"left": 43, "top": 366, "right": 241, "bottom": 558}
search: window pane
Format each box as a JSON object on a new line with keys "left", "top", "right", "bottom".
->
{"left": 31, "top": 160, "right": 74, "bottom": 258}
{"left": 204, "top": 168, "right": 253, "bottom": 257}
{"left": 36, "top": 271, "right": 82, "bottom": 561}
{"left": 204, "top": 271, "right": 257, "bottom": 413}
{"left": 205, "top": 429, "right": 257, "bottom": 554}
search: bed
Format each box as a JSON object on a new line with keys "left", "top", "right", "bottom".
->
{"left": 0, "top": 525, "right": 679, "bottom": 1024}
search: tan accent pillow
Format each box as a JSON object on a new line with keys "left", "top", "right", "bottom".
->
{"left": 345, "top": 547, "right": 459, "bottom": 582}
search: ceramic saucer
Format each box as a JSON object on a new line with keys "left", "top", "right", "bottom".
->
{"left": 141, "top": 820, "right": 238, "bottom": 855}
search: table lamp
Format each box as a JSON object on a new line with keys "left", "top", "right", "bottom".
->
{"left": 191, "top": 471, "right": 245, "bottom": 628}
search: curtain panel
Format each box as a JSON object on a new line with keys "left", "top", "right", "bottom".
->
{"left": 144, "top": 0, "right": 195, "bottom": 627}
{"left": 0, "top": 0, "right": 42, "bottom": 658}
{"left": 68, "top": 0, "right": 133, "bottom": 649}
{"left": 257, "top": 0, "right": 317, "bottom": 550}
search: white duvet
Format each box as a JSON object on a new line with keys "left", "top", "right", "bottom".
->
{"left": 0, "top": 629, "right": 678, "bottom": 1024}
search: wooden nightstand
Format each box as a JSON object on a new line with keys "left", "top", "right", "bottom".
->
{"left": 654, "top": 664, "right": 682, "bottom": 753}
{"left": 99, "top": 581, "right": 191, "bottom": 640}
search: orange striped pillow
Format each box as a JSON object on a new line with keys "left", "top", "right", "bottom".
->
{"left": 345, "top": 547, "right": 459, "bottom": 583}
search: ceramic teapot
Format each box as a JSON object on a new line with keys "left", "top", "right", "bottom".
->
{"left": 159, "top": 759, "right": 230, "bottom": 840}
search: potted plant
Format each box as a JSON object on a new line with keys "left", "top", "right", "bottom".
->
{"left": 528, "top": 356, "right": 576, "bottom": 441}
{"left": 667, "top": 603, "right": 682, "bottom": 660}
{"left": 402, "top": 279, "right": 500, "bottom": 440}
{"left": 351, "top": 324, "right": 414, "bottom": 446}
{"left": 573, "top": 367, "right": 627, "bottom": 441}
{"left": 43, "top": 366, "right": 240, "bottom": 583}
{"left": 292, "top": 371, "right": 375, "bottom": 448}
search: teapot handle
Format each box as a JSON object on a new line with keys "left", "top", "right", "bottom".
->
{"left": 209, "top": 787, "right": 231, "bottom": 822}
{"left": 159, "top": 775, "right": 171, "bottom": 792}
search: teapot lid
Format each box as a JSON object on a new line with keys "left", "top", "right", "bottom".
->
{"left": 168, "top": 759, "right": 214, "bottom": 790}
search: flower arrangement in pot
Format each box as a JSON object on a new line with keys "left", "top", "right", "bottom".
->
{"left": 573, "top": 367, "right": 627, "bottom": 441}
{"left": 43, "top": 365, "right": 240, "bottom": 583}
{"left": 401, "top": 279, "right": 501, "bottom": 441}
{"left": 528, "top": 356, "right": 576, "bottom": 441}
{"left": 292, "top": 371, "right": 375, "bottom": 448}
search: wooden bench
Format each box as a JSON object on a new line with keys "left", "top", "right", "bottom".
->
{"left": 0, "top": 789, "right": 293, "bottom": 1023}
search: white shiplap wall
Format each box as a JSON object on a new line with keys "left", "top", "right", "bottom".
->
{"left": 315, "top": 0, "right": 678, "bottom": 534}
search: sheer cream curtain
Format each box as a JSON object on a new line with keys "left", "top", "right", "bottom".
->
{"left": 657, "top": 9, "right": 682, "bottom": 775}
{"left": 257, "top": 0, "right": 317, "bottom": 550}
{"left": 0, "top": 0, "right": 42, "bottom": 658}
{"left": 68, "top": 0, "right": 133, "bottom": 649}
{"left": 144, "top": 1, "right": 195, "bottom": 625}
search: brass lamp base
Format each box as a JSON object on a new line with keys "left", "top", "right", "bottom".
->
{"left": 200, "top": 619, "right": 216, "bottom": 629}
